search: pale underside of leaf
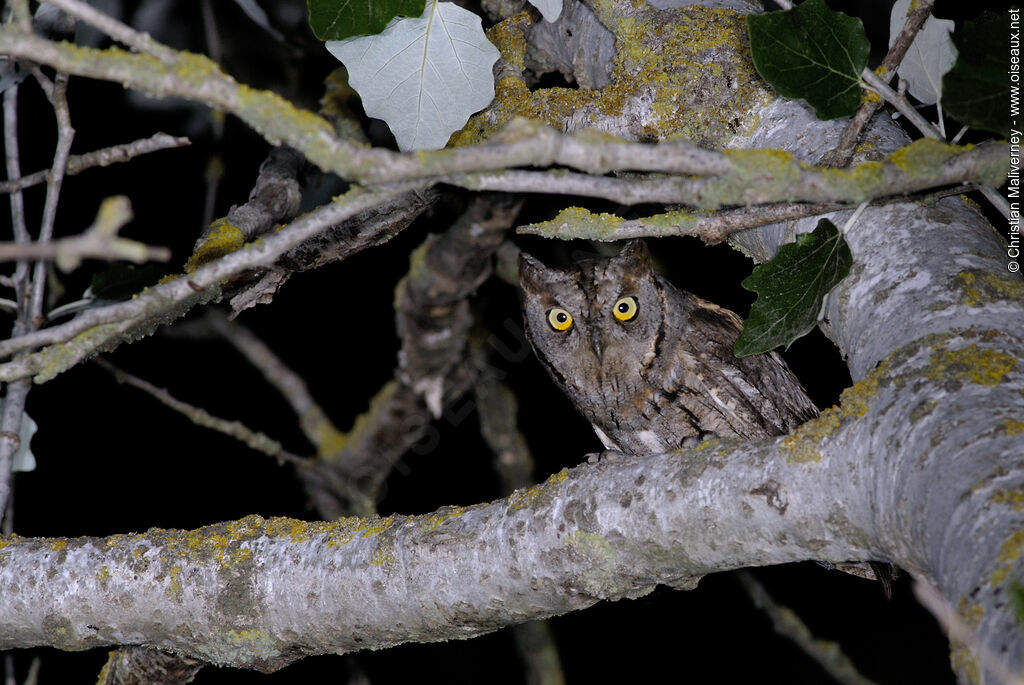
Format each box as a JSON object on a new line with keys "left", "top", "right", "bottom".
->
{"left": 889, "top": 0, "right": 956, "bottom": 106}
{"left": 326, "top": 1, "right": 499, "bottom": 151}
{"left": 526, "top": 0, "right": 562, "bottom": 22}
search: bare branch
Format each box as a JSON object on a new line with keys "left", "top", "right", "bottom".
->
{"left": 737, "top": 572, "right": 879, "bottom": 685}
{"left": 913, "top": 581, "right": 1024, "bottom": 685}
{"left": 40, "top": 0, "right": 177, "bottom": 63}
{"left": 826, "top": 0, "right": 936, "bottom": 167}
{"left": 0, "top": 196, "right": 171, "bottom": 270}
{"left": 96, "top": 359, "right": 308, "bottom": 468}
{"left": 0, "top": 184, "right": 418, "bottom": 381}
{"left": 203, "top": 311, "right": 343, "bottom": 455}
{"left": 445, "top": 140, "right": 1007, "bottom": 207}
{"left": 0, "top": 132, "right": 190, "bottom": 195}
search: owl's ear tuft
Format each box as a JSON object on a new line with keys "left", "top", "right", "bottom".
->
{"left": 613, "top": 240, "right": 652, "bottom": 271}
{"left": 518, "top": 251, "right": 548, "bottom": 291}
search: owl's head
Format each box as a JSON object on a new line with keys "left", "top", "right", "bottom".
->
{"left": 519, "top": 240, "right": 666, "bottom": 402}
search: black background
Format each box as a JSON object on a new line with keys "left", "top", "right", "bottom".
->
{"left": 2, "top": 0, "right": 1012, "bottom": 682}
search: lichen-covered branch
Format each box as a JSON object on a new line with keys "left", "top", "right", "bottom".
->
{"left": 0, "top": 185, "right": 416, "bottom": 383}
{"left": 299, "top": 196, "right": 522, "bottom": 518}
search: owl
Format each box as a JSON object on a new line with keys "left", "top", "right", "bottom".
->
{"left": 519, "top": 240, "right": 819, "bottom": 456}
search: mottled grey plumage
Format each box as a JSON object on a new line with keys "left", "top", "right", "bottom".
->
{"left": 519, "top": 240, "right": 818, "bottom": 455}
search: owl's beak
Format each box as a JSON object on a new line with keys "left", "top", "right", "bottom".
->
{"left": 591, "top": 328, "right": 603, "bottom": 361}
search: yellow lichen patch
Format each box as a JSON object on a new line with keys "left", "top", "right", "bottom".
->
{"left": 1003, "top": 419, "right": 1024, "bottom": 436}
{"left": 487, "top": 12, "right": 531, "bottom": 69}
{"left": 836, "top": 360, "right": 887, "bottom": 419}
{"left": 546, "top": 469, "right": 569, "bottom": 485}
{"left": 507, "top": 483, "right": 547, "bottom": 511}
{"left": 950, "top": 643, "right": 981, "bottom": 685}
{"left": 361, "top": 516, "right": 397, "bottom": 538}
{"left": 420, "top": 506, "right": 467, "bottom": 532}
{"left": 96, "top": 565, "right": 110, "bottom": 582}
{"left": 453, "top": 5, "right": 770, "bottom": 148}
{"left": 957, "top": 595, "right": 985, "bottom": 628}
{"left": 991, "top": 529, "right": 1024, "bottom": 586}
{"left": 992, "top": 487, "right": 1024, "bottom": 511}
{"left": 266, "top": 517, "right": 317, "bottom": 544}
{"left": 166, "top": 566, "right": 183, "bottom": 601}
{"left": 927, "top": 344, "right": 1016, "bottom": 387}
{"left": 184, "top": 218, "right": 245, "bottom": 273}
{"left": 957, "top": 271, "right": 1024, "bottom": 307}
{"left": 227, "top": 515, "right": 266, "bottom": 539}
{"left": 225, "top": 628, "right": 278, "bottom": 657}
{"left": 780, "top": 409, "right": 840, "bottom": 464}
{"left": 50, "top": 540, "right": 67, "bottom": 551}
{"left": 369, "top": 544, "right": 395, "bottom": 566}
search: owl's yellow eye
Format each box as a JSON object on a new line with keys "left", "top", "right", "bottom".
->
{"left": 547, "top": 308, "right": 574, "bottom": 331}
{"left": 613, "top": 296, "right": 638, "bottom": 321}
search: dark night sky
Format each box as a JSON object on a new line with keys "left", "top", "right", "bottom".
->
{"left": 2, "top": 0, "right": 1011, "bottom": 681}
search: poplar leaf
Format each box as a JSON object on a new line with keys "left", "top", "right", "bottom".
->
{"left": 308, "top": 0, "right": 425, "bottom": 41}
{"left": 527, "top": 0, "right": 562, "bottom": 22}
{"left": 889, "top": 0, "right": 956, "bottom": 106}
{"left": 746, "top": 0, "right": 869, "bottom": 120}
{"left": 734, "top": 219, "right": 852, "bottom": 357}
{"left": 943, "top": 11, "right": 1008, "bottom": 136}
{"left": 326, "top": 1, "right": 499, "bottom": 151}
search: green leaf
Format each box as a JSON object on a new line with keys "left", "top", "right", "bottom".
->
{"left": 326, "top": 1, "right": 499, "bottom": 151}
{"left": 307, "top": 0, "right": 425, "bottom": 41}
{"left": 942, "top": 12, "right": 1009, "bottom": 137}
{"left": 746, "top": 0, "right": 869, "bottom": 120}
{"left": 734, "top": 219, "right": 853, "bottom": 357}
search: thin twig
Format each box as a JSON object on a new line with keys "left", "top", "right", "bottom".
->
{"left": 0, "top": 132, "right": 190, "bottom": 195}
{"left": 39, "top": 0, "right": 177, "bottom": 63}
{"left": 0, "top": 185, "right": 417, "bottom": 380}
{"left": 31, "top": 71, "right": 74, "bottom": 323}
{"left": 0, "top": 195, "right": 171, "bottom": 270}
{"left": 861, "top": 70, "right": 941, "bottom": 142}
{"left": 828, "top": 0, "right": 936, "bottom": 167}
{"left": 913, "top": 581, "right": 1024, "bottom": 685}
{"left": 96, "top": 359, "right": 308, "bottom": 467}
{"left": 203, "top": 311, "right": 344, "bottom": 455}
{"left": 738, "top": 571, "right": 880, "bottom": 685}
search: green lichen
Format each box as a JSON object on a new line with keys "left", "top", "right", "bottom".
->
{"left": 889, "top": 138, "right": 970, "bottom": 178}
{"left": 528, "top": 206, "right": 624, "bottom": 240}
{"left": 184, "top": 218, "right": 245, "bottom": 273}
{"left": 816, "top": 160, "right": 886, "bottom": 202}
{"left": 570, "top": 530, "right": 617, "bottom": 596}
